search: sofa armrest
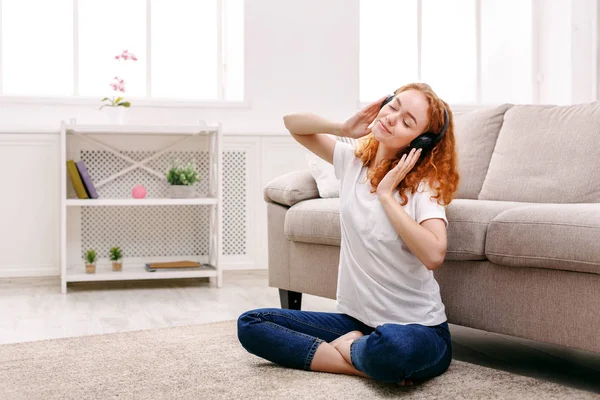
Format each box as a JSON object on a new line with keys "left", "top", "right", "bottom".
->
{"left": 264, "top": 169, "right": 320, "bottom": 207}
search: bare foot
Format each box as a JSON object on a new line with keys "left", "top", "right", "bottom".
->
{"left": 328, "top": 331, "right": 370, "bottom": 378}
{"left": 330, "top": 331, "right": 414, "bottom": 385}
{"left": 332, "top": 331, "right": 364, "bottom": 367}
{"left": 329, "top": 330, "right": 364, "bottom": 349}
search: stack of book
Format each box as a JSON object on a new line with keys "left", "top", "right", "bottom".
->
{"left": 145, "top": 261, "right": 214, "bottom": 272}
{"left": 67, "top": 160, "right": 99, "bottom": 199}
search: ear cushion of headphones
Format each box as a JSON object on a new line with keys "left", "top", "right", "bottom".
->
{"left": 412, "top": 109, "right": 449, "bottom": 152}
{"left": 409, "top": 133, "right": 437, "bottom": 152}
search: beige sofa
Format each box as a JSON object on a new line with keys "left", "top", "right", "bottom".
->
{"left": 264, "top": 102, "right": 600, "bottom": 354}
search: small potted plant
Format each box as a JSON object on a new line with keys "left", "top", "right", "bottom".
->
{"left": 109, "top": 246, "right": 123, "bottom": 272}
{"left": 84, "top": 249, "right": 97, "bottom": 274}
{"left": 166, "top": 161, "right": 199, "bottom": 198}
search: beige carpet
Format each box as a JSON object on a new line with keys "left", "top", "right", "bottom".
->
{"left": 0, "top": 320, "right": 597, "bottom": 400}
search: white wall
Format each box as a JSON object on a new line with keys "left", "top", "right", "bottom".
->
{"left": 0, "top": 0, "right": 598, "bottom": 279}
{"left": 537, "top": 0, "right": 598, "bottom": 105}
{"left": 537, "top": 0, "right": 573, "bottom": 104}
{"left": 570, "top": 0, "right": 598, "bottom": 103}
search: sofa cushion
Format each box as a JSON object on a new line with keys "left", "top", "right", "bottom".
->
{"left": 264, "top": 169, "right": 320, "bottom": 207}
{"left": 285, "top": 198, "right": 341, "bottom": 246}
{"left": 486, "top": 204, "right": 600, "bottom": 274}
{"left": 453, "top": 104, "right": 512, "bottom": 199}
{"left": 478, "top": 102, "right": 600, "bottom": 203}
{"left": 306, "top": 152, "right": 339, "bottom": 198}
{"left": 285, "top": 197, "right": 531, "bottom": 262}
{"left": 445, "top": 199, "right": 529, "bottom": 261}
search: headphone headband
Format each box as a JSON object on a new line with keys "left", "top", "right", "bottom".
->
{"left": 436, "top": 107, "right": 449, "bottom": 142}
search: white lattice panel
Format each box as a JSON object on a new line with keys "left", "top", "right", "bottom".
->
{"left": 78, "top": 149, "right": 246, "bottom": 259}
{"left": 222, "top": 151, "right": 247, "bottom": 255}
{"left": 82, "top": 150, "right": 210, "bottom": 198}
{"left": 82, "top": 206, "right": 210, "bottom": 259}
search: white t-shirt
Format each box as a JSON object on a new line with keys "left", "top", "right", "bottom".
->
{"left": 333, "top": 141, "right": 448, "bottom": 327}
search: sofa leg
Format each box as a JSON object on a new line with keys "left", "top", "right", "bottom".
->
{"left": 279, "top": 289, "right": 302, "bottom": 310}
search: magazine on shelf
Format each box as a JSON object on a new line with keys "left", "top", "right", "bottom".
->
{"left": 145, "top": 261, "right": 214, "bottom": 272}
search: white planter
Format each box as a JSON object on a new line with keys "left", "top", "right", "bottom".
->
{"left": 168, "top": 185, "right": 195, "bottom": 198}
{"left": 102, "top": 106, "right": 126, "bottom": 124}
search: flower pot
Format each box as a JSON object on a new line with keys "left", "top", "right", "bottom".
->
{"left": 85, "top": 263, "right": 96, "bottom": 274}
{"left": 168, "top": 185, "right": 195, "bottom": 198}
{"left": 112, "top": 261, "right": 123, "bottom": 272}
{"left": 102, "top": 106, "right": 126, "bottom": 124}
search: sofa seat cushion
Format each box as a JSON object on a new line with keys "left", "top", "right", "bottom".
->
{"left": 486, "top": 204, "right": 600, "bottom": 274}
{"left": 285, "top": 198, "right": 341, "bottom": 246}
{"left": 284, "top": 197, "right": 530, "bottom": 258}
{"left": 445, "top": 199, "right": 529, "bottom": 261}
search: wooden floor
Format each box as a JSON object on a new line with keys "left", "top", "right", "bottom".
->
{"left": 0, "top": 269, "right": 598, "bottom": 395}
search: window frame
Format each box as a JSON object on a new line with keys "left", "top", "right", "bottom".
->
{"left": 0, "top": 0, "right": 248, "bottom": 108}
{"left": 358, "top": 0, "right": 540, "bottom": 111}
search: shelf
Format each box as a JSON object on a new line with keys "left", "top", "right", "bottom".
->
{"left": 66, "top": 262, "right": 217, "bottom": 283}
{"left": 65, "top": 123, "right": 219, "bottom": 135}
{"left": 60, "top": 120, "right": 223, "bottom": 293}
{"left": 66, "top": 198, "right": 218, "bottom": 206}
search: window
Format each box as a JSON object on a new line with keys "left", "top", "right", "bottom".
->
{"left": 0, "top": 0, "right": 244, "bottom": 102}
{"left": 360, "top": 0, "right": 533, "bottom": 105}
{"left": 2, "top": 0, "right": 73, "bottom": 96}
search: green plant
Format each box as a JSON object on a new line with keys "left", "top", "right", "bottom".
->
{"left": 98, "top": 50, "right": 137, "bottom": 110}
{"left": 84, "top": 249, "right": 97, "bottom": 264}
{"left": 166, "top": 162, "right": 199, "bottom": 186}
{"left": 99, "top": 96, "right": 131, "bottom": 110}
{"left": 109, "top": 247, "right": 123, "bottom": 261}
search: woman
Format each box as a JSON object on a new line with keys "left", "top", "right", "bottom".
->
{"left": 237, "top": 83, "right": 460, "bottom": 385}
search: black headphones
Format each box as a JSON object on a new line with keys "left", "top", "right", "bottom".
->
{"left": 380, "top": 94, "right": 449, "bottom": 154}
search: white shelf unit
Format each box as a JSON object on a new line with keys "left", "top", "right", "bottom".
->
{"left": 59, "top": 122, "right": 223, "bottom": 294}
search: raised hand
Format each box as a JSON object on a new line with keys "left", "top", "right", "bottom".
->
{"left": 340, "top": 95, "right": 388, "bottom": 140}
{"left": 376, "top": 147, "right": 423, "bottom": 198}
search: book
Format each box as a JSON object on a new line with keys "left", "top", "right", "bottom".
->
{"left": 147, "top": 261, "right": 203, "bottom": 269}
{"left": 66, "top": 160, "right": 89, "bottom": 199}
{"left": 75, "top": 160, "right": 99, "bottom": 199}
{"left": 145, "top": 261, "right": 214, "bottom": 272}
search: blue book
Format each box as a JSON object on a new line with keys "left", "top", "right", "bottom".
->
{"left": 75, "top": 160, "right": 99, "bottom": 199}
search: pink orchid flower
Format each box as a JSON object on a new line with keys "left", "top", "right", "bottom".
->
{"left": 115, "top": 49, "right": 137, "bottom": 61}
{"left": 100, "top": 50, "right": 136, "bottom": 109}
{"left": 109, "top": 77, "right": 126, "bottom": 93}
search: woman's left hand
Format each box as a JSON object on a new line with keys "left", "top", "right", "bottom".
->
{"left": 376, "top": 148, "right": 422, "bottom": 199}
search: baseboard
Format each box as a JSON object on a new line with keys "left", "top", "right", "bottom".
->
{"left": 0, "top": 264, "right": 58, "bottom": 278}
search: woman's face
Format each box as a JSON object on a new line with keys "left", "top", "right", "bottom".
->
{"left": 372, "top": 89, "right": 430, "bottom": 151}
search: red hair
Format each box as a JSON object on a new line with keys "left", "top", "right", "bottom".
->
{"left": 354, "top": 83, "right": 460, "bottom": 206}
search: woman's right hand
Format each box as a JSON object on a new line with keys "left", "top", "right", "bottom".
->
{"left": 339, "top": 95, "right": 388, "bottom": 139}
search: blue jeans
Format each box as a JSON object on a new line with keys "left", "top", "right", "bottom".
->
{"left": 237, "top": 308, "right": 452, "bottom": 383}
